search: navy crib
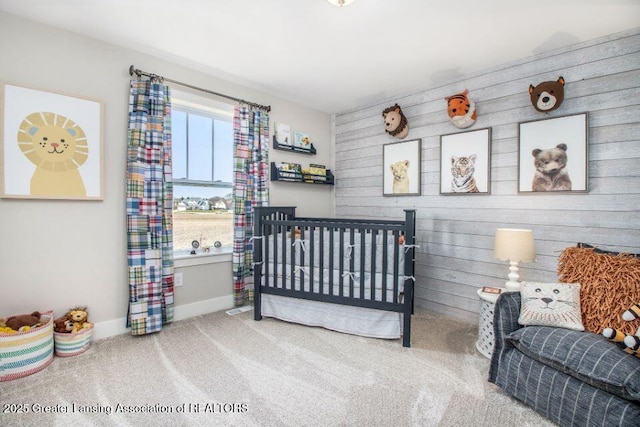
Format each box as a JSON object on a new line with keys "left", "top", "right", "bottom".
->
{"left": 253, "top": 206, "right": 417, "bottom": 347}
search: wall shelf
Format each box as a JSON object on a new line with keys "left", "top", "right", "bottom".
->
{"left": 270, "top": 162, "right": 334, "bottom": 185}
{"left": 273, "top": 138, "right": 316, "bottom": 155}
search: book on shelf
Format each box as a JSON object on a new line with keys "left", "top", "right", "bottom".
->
{"left": 273, "top": 122, "right": 291, "bottom": 146}
{"left": 275, "top": 162, "right": 302, "bottom": 180}
{"left": 293, "top": 131, "right": 311, "bottom": 151}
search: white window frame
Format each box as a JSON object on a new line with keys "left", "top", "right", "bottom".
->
{"left": 171, "top": 92, "right": 235, "bottom": 261}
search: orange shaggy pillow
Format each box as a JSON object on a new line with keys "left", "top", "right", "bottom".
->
{"left": 557, "top": 246, "right": 640, "bottom": 335}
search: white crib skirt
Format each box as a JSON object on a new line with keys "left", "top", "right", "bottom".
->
{"left": 260, "top": 293, "right": 403, "bottom": 339}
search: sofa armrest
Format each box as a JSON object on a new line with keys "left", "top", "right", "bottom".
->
{"left": 488, "top": 291, "right": 521, "bottom": 382}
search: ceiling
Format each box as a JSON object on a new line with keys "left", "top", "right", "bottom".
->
{"left": 1, "top": 0, "right": 639, "bottom": 113}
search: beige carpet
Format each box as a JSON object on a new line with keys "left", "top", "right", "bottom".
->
{"left": 1, "top": 308, "right": 554, "bottom": 426}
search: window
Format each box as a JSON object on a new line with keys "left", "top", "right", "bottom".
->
{"left": 171, "top": 92, "right": 234, "bottom": 255}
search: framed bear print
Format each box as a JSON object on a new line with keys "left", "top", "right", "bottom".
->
{"left": 518, "top": 113, "right": 588, "bottom": 193}
{"left": 383, "top": 138, "right": 421, "bottom": 196}
{"left": 0, "top": 83, "right": 104, "bottom": 200}
{"left": 440, "top": 128, "right": 491, "bottom": 195}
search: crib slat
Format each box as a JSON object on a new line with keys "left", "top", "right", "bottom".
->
{"left": 370, "top": 229, "right": 377, "bottom": 301}
{"left": 349, "top": 228, "right": 355, "bottom": 299}
{"left": 360, "top": 228, "right": 365, "bottom": 300}
{"left": 382, "top": 231, "right": 388, "bottom": 303}
{"left": 339, "top": 228, "right": 344, "bottom": 297}
{"left": 393, "top": 230, "right": 400, "bottom": 304}
{"left": 329, "top": 228, "right": 335, "bottom": 296}
{"left": 319, "top": 226, "right": 325, "bottom": 295}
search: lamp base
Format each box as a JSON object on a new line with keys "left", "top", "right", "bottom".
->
{"left": 504, "top": 261, "right": 521, "bottom": 292}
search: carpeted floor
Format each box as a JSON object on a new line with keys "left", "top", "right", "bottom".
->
{"left": 1, "top": 308, "right": 554, "bottom": 426}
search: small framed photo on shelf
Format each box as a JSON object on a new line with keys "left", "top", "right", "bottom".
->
{"left": 518, "top": 112, "right": 588, "bottom": 193}
{"left": 481, "top": 286, "right": 502, "bottom": 294}
{"left": 293, "top": 131, "right": 311, "bottom": 151}
{"left": 273, "top": 122, "right": 291, "bottom": 146}
{"left": 440, "top": 128, "right": 491, "bottom": 195}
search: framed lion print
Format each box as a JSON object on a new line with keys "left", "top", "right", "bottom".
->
{"left": 383, "top": 138, "right": 421, "bottom": 196}
{"left": 440, "top": 128, "right": 491, "bottom": 195}
{"left": 0, "top": 83, "right": 104, "bottom": 200}
{"left": 518, "top": 112, "right": 588, "bottom": 193}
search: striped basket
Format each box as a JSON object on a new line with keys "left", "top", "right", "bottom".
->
{"left": 53, "top": 325, "right": 93, "bottom": 357}
{"left": 0, "top": 311, "right": 54, "bottom": 382}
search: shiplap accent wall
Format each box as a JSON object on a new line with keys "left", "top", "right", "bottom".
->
{"left": 334, "top": 29, "right": 640, "bottom": 323}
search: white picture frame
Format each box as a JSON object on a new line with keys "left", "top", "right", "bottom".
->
{"left": 1, "top": 83, "right": 104, "bottom": 200}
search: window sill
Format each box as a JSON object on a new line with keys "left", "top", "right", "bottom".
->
{"left": 174, "top": 249, "right": 232, "bottom": 268}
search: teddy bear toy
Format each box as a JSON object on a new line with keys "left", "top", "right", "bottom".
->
{"left": 5, "top": 311, "right": 42, "bottom": 332}
{"left": 603, "top": 303, "right": 640, "bottom": 357}
{"left": 66, "top": 307, "right": 93, "bottom": 333}
{"left": 529, "top": 76, "right": 565, "bottom": 113}
{"left": 382, "top": 103, "right": 409, "bottom": 139}
{"left": 54, "top": 316, "right": 74, "bottom": 333}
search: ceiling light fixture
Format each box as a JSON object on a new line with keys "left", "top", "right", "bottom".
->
{"left": 328, "top": 0, "right": 355, "bottom": 7}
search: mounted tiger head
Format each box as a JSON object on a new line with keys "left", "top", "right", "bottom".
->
{"left": 445, "top": 89, "right": 477, "bottom": 129}
{"left": 382, "top": 103, "right": 409, "bottom": 139}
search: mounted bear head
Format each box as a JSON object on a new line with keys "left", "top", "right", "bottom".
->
{"left": 529, "top": 76, "right": 565, "bottom": 113}
{"left": 444, "top": 89, "right": 476, "bottom": 129}
{"left": 382, "top": 104, "right": 409, "bottom": 139}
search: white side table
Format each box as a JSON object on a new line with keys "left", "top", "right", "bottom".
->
{"left": 475, "top": 288, "right": 505, "bottom": 359}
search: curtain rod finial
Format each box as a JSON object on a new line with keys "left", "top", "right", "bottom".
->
{"left": 129, "top": 65, "right": 135, "bottom": 76}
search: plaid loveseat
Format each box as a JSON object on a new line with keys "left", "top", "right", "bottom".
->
{"left": 488, "top": 292, "right": 640, "bottom": 427}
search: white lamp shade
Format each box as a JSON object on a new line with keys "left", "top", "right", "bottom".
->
{"left": 494, "top": 228, "right": 536, "bottom": 262}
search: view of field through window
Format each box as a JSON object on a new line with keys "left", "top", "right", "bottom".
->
{"left": 171, "top": 106, "right": 234, "bottom": 253}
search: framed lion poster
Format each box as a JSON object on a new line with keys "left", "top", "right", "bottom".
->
{"left": 383, "top": 138, "right": 421, "bottom": 196}
{"left": 1, "top": 83, "right": 104, "bottom": 200}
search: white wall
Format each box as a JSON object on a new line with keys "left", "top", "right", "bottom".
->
{"left": 334, "top": 29, "right": 640, "bottom": 323}
{"left": 0, "top": 12, "right": 332, "bottom": 338}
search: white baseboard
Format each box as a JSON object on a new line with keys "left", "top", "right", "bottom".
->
{"left": 92, "top": 294, "right": 234, "bottom": 341}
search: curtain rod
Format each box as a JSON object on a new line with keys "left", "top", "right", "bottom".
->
{"left": 129, "top": 65, "right": 271, "bottom": 112}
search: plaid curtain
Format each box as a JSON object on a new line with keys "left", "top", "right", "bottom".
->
{"left": 126, "top": 79, "right": 174, "bottom": 335}
{"left": 232, "top": 105, "right": 269, "bottom": 306}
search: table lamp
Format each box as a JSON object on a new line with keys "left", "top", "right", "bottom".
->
{"left": 493, "top": 228, "right": 536, "bottom": 291}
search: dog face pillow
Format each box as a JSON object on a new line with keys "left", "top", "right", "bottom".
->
{"left": 445, "top": 89, "right": 476, "bottom": 129}
{"left": 382, "top": 104, "right": 409, "bottom": 139}
{"left": 529, "top": 76, "right": 565, "bottom": 112}
{"left": 531, "top": 143, "right": 572, "bottom": 191}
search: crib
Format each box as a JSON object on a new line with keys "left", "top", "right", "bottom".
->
{"left": 253, "top": 207, "right": 417, "bottom": 347}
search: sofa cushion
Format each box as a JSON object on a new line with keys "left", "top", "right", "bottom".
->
{"left": 507, "top": 326, "right": 640, "bottom": 401}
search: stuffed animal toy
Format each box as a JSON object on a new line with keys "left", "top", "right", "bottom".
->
{"left": 66, "top": 307, "right": 93, "bottom": 333}
{"left": 5, "top": 311, "right": 41, "bottom": 332}
{"left": 445, "top": 89, "right": 476, "bottom": 129}
{"left": 0, "top": 318, "right": 17, "bottom": 334}
{"left": 54, "top": 316, "right": 74, "bottom": 334}
{"left": 382, "top": 104, "right": 409, "bottom": 139}
{"left": 603, "top": 303, "right": 640, "bottom": 357}
{"left": 531, "top": 143, "right": 572, "bottom": 191}
{"left": 529, "top": 76, "right": 565, "bottom": 113}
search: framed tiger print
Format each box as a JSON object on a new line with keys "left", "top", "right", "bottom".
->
{"left": 518, "top": 112, "right": 588, "bottom": 193}
{"left": 0, "top": 82, "right": 104, "bottom": 200}
{"left": 439, "top": 128, "right": 491, "bottom": 195}
{"left": 383, "top": 138, "right": 421, "bottom": 196}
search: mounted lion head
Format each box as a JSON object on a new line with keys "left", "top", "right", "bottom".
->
{"left": 382, "top": 103, "right": 409, "bottom": 139}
